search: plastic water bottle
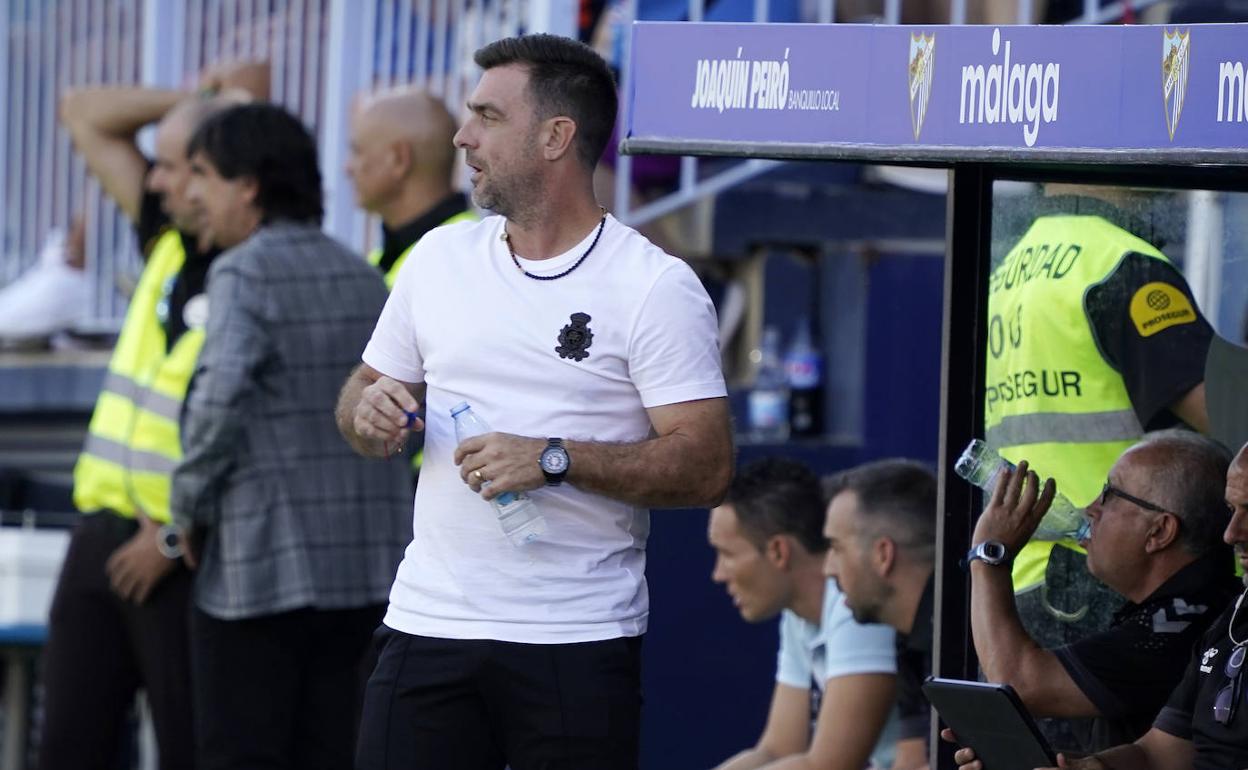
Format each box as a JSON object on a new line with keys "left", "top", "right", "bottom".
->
{"left": 450, "top": 402, "right": 547, "bottom": 547}
{"left": 784, "top": 318, "right": 824, "bottom": 438}
{"left": 748, "top": 326, "right": 789, "bottom": 442}
{"left": 954, "top": 439, "right": 1088, "bottom": 542}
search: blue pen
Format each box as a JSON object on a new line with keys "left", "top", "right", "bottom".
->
{"left": 402, "top": 410, "right": 420, "bottom": 428}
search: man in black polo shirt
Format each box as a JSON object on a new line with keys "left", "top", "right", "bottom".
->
{"left": 345, "top": 87, "right": 476, "bottom": 289}
{"left": 954, "top": 441, "right": 1248, "bottom": 770}
{"left": 343, "top": 88, "right": 476, "bottom": 476}
{"left": 823, "top": 459, "right": 938, "bottom": 770}
{"left": 965, "top": 430, "right": 1238, "bottom": 752}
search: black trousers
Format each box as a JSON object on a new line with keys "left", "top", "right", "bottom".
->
{"left": 38, "top": 512, "right": 195, "bottom": 770}
{"left": 355, "top": 630, "right": 643, "bottom": 770}
{"left": 190, "top": 603, "right": 385, "bottom": 770}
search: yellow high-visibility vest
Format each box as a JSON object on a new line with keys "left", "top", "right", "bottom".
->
{"left": 73, "top": 230, "right": 205, "bottom": 523}
{"left": 984, "top": 214, "right": 1178, "bottom": 592}
{"left": 367, "top": 210, "right": 478, "bottom": 289}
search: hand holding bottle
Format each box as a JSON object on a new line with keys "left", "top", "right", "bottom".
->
{"left": 955, "top": 439, "right": 1087, "bottom": 541}
{"left": 451, "top": 403, "right": 548, "bottom": 547}
{"left": 970, "top": 460, "right": 1058, "bottom": 555}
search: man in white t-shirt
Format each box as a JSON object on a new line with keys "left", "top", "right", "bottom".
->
{"left": 708, "top": 458, "right": 899, "bottom": 770}
{"left": 335, "top": 33, "right": 733, "bottom": 770}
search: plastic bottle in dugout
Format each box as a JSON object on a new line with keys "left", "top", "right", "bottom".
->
{"left": 450, "top": 402, "right": 548, "bottom": 547}
{"left": 954, "top": 439, "right": 1089, "bottom": 542}
{"left": 747, "top": 326, "right": 790, "bottom": 442}
{"left": 784, "top": 317, "right": 824, "bottom": 438}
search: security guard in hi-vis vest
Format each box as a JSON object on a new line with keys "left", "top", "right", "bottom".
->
{"left": 45, "top": 62, "right": 266, "bottom": 770}
{"left": 346, "top": 87, "right": 477, "bottom": 472}
{"left": 985, "top": 192, "right": 1212, "bottom": 651}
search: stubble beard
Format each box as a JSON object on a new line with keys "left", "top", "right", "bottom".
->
{"left": 470, "top": 152, "right": 544, "bottom": 227}
{"left": 848, "top": 579, "right": 895, "bottom": 627}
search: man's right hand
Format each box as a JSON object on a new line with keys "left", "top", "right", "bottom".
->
{"left": 353, "top": 375, "right": 423, "bottom": 447}
{"left": 942, "top": 729, "right": 1106, "bottom": 770}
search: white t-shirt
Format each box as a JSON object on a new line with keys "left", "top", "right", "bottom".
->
{"left": 362, "top": 214, "right": 726, "bottom": 643}
{"left": 776, "top": 579, "right": 900, "bottom": 768}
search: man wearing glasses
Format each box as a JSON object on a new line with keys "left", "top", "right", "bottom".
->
{"left": 954, "top": 439, "right": 1248, "bottom": 770}
{"left": 961, "top": 430, "right": 1240, "bottom": 753}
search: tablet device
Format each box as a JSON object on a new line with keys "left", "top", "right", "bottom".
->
{"left": 922, "top": 676, "right": 1057, "bottom": 770}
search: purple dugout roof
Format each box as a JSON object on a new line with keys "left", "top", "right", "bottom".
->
{"left": 622, "top": 22, "right": 1248, "bottom": 164}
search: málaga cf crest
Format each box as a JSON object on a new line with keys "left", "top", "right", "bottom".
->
{"left": 1162, "top": 28, "right": 1190, "bottom": 140}
{"left": 908, "top": 33, "right": 935, "bottom": 140}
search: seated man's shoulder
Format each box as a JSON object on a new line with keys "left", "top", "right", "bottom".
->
{"left": 1124, "top": 565, "right": 1238, "bottom": 642}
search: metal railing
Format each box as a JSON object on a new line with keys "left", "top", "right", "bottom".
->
{"left": 1, "top": 0, "right": 1163, "bottom": 328}
{"left": 1, "top": 0, "right": 145, "bottom": 328}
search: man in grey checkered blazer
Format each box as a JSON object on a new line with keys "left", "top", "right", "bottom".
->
{"left": 169, "top": 103, "right": 411, "bottom": 770}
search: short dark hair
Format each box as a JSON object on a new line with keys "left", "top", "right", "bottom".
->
{"left": 723, "top": 457, "right": 829, "bottom": 554}
{"left": 830, "top": 459, "right": 937, "bottom": 561}
{"left": 187, "top": 103, "right": 324, "bottom": 224}
{"left": 1139, "top": 429, "right": 1232, "bottom": 558}
{"left": 474, "top": 33, "right": 617, "bottom": 168}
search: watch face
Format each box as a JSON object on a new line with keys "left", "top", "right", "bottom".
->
{"left": 982, "top": 542, "right": 1007, "bottom": 563}
{"left": 541, "top": 448, "right": 569, "bottom": 474}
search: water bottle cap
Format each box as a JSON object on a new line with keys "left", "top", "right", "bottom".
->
{"left": 450, "top": 401, "right": 471, "bottom": 417}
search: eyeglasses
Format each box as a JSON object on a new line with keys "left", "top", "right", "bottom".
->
{"left": 1099, "top": 482, "right": 1170, "bottom": 514}
{"left": 1214, "top": 644, "right": 1245, "bottom": 726}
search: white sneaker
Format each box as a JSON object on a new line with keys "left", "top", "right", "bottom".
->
{"left": 0, "top": 230, "right": 90, "bottom": 344}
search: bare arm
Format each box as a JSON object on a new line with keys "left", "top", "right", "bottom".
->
{"left": 1168, "top": 382, "right": 1208, "bottom": 434}
{"left": 454, "top": 396, "right": 734, "bottom": 509}
{"left": 58, "top": 61, "right": 270, "bottom": 224}
{"left": 58, "top": 86, "right": 185, "bottom": 222}
{"left": 335, "top": 363, "right": 425, "bottom": 458}
{"left": 891, "top": 737, "right": 928, "bottom": 770}
{"left": 952, "top": 727, "right": 1192, "bottom": 770}
{"left": 760, "top": 673, "right": 896, "bottom": 770}
{"left": 714, "top": 684, "right": 811, "bottom": 770}
{"left": 968, "top": 461, "right": 1098, "bottom": 717}
{"left": 1085, "top": 728, "right": 1194, "bottom": 770}
{"left": 970, "top": 560, "right": 1098, "bottom": 717}
{"left": 566, "top": 397, "right": 734, "bottom": 507}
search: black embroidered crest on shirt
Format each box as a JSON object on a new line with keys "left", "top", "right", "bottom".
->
{"left": 556, "top": 313, "right": 593, "bottom": 361}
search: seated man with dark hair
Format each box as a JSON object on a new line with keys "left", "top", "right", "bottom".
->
{"left": 823, "top": 458, "right": 940, "bottom": 770}
{"left": 708, "top": 457, "right": 902, "bottom": 770}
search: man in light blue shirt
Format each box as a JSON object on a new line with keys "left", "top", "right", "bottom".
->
{"left": 708, "top": 458, "right": 901, "bottom": 770}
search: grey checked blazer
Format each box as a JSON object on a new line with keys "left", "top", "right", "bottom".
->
{"left": 171, "top": 221, "right": 411, "bottom": 620}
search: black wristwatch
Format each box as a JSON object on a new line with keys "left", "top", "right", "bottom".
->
{"left": 964, "top": 540, "right": 1010, "bottom": 567}
{"left": 539, "top": 438, "right": 570, "bottom": 486}
{"left": 157, "top": 523, "right": 185, "bottom": 560}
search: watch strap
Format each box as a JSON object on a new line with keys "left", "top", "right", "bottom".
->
{"left": 963, "top": 540, "right": 1010, "bottom": 569}
{"left": 541, "top": 438, "right": 568, "bottom": 486}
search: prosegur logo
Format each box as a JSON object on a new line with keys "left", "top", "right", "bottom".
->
{"left": 959, "top": 28, "right": 1060, "bottom": 147}
{"left": 908, "top": 33, "right": 936, "bottom": 140}
{"left": 1162, "top": 28, "right": 1190, "bottom": 140}
{"left": 1129, "top": 282, "right": 1197, "bottom": 338}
